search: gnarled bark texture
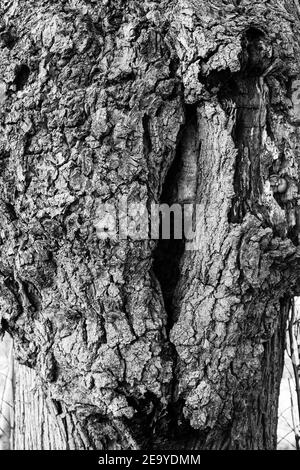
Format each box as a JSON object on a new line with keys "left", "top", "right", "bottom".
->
{"left": 1, "top": 0, "right": 300, "bottom": 450}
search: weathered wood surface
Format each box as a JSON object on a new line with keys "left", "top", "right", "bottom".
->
{"left": 0, "top": 334, "right": 13, "bottom": 449}
{"left": 14, "top": 360, "right": 97, "bottom": 450}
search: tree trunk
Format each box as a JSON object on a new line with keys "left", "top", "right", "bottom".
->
{"left": 1, "top": 0, "right": 300, "bottom": 450}
{"left": 0, "top": 334, "right": 13, "bottom": 449}
{"left": 14, "top": 361, "right": 88, "bottom": 450}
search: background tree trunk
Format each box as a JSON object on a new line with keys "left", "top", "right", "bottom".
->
{"left": 1, "top": 0, "right": 300, "bottom": 450}
{"left": 0, "top": 334, "right": 13, "bottom": 449}
{"left": 14, "top": 361, "right": 86, "bottom": 450}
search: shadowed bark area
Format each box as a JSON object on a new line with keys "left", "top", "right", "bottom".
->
{"left": 1, "top": 0, "right": 300, "bottom": 449}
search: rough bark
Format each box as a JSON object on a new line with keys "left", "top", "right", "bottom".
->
{"left": 1, "top": 0, "right": 300, "bottom": 450}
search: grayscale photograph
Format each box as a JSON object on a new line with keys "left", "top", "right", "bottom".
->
{"left": 0, "top": 0, "right": 299, "bottom": 458}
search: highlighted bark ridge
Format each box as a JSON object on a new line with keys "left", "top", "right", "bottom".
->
{"left": 0, "top": 0, "right": 300, "bottom": 450}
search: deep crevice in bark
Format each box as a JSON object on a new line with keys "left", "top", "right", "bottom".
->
{"left": 151, "top": 104, "right": 207, "bottom": 449}
{"left": 229, "top": 75, "right": 266, "bottom": 223}
{"left": 152, "top": 109, "right": 198, "bottom": 325}
{"left": 14, "top": 64, "right": 30, "bottom": 91}
{"left": 222, "top": 28, "right": 273, "bottom": 224}
{"left": 0, "top": 27, "right": 18, "bottom": 49}
{"left": 125, "top": 392, "right": 165, "bottom": 449}
{"left": 204, "top": 70, "right": 270, "bottom": 226}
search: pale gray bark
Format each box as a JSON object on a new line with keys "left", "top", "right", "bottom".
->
{"left": 0, "top": 334, "right": 13, "bottom": 449}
